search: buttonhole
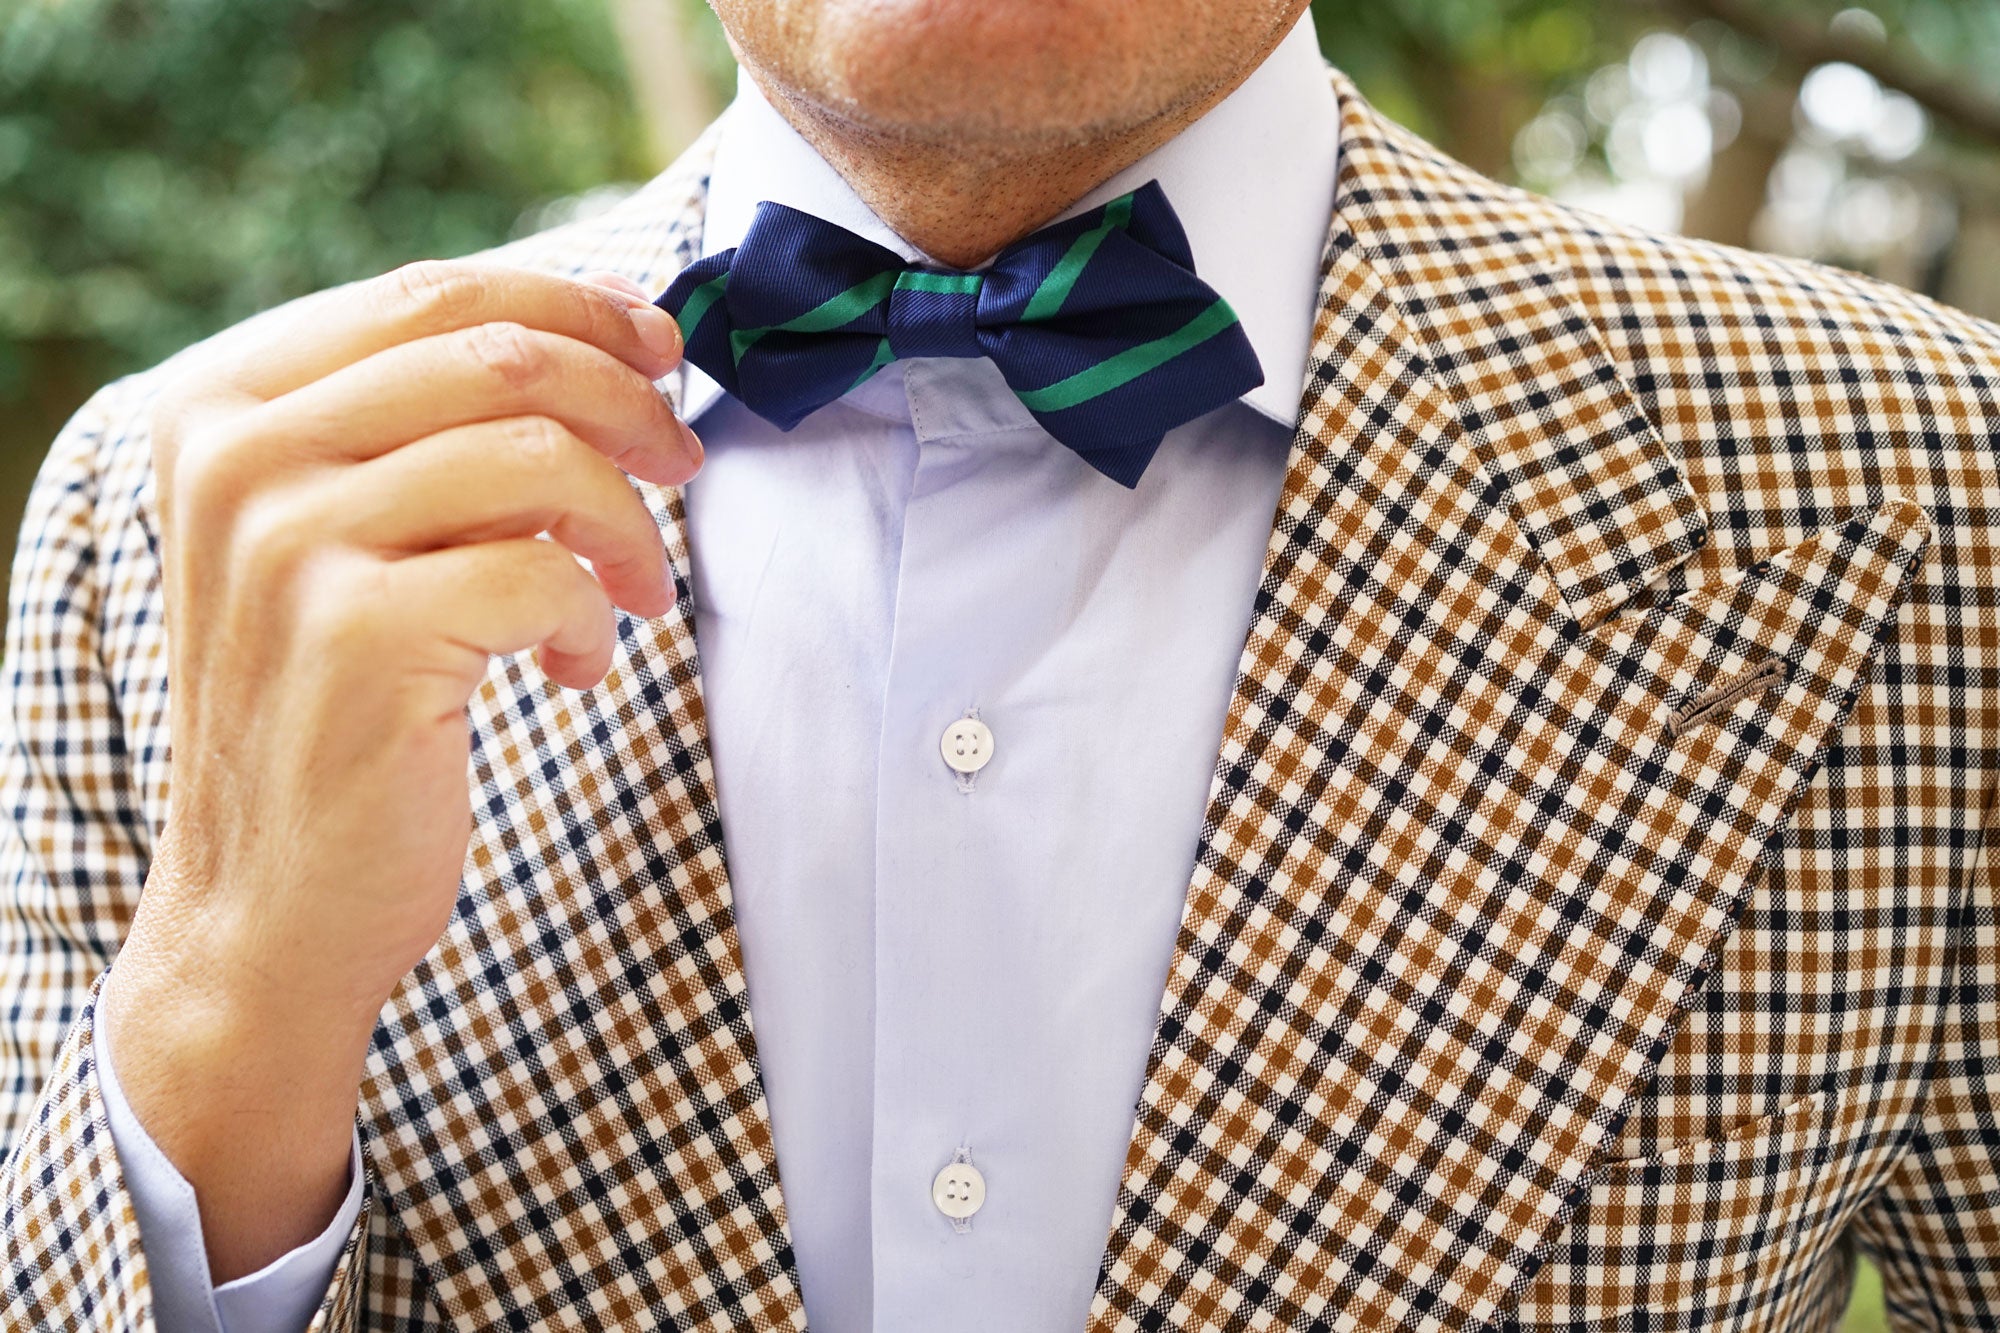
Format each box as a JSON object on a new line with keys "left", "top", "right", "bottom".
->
{"left": 1665, "top": 657, "right": 1791, "bottom": 740}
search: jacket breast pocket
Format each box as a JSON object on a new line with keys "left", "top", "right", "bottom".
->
{"left": 1511, "top": 1085, "right": 1835, "bottom": 1332}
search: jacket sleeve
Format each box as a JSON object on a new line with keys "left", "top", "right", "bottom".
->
{"left": 1851, "top": 825, "right": 2000, "bottom": 1330}
{"left": 0, "top": 387, "right": 371, "bottom": 1332}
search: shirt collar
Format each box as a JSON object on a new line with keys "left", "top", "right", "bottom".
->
{"left": 680, "top": 11, "right": 1338, "bottom": 430}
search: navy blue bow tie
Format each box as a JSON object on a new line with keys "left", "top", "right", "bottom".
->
{"left": 656, "top": 181, "right": 1263, "bottom": 487}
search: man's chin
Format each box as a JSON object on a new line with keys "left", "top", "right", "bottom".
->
{"left": 714, "top": 0, "right": 1228, "bottom": 147}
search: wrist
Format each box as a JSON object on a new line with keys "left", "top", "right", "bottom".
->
{"left": 100, "top": 929, "right": 370, "bottom": 1280}
{"left": 100, "top": 915, "right": 375, "bottom": 1175}
{"left": 120, "top": 848, "right": 396, "bottom": 1044}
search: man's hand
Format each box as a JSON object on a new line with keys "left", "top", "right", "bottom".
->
{"left": 97, "top": 261, "right": 697, "bottom": 1282}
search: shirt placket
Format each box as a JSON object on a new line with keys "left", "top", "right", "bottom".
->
{"left": 869, "top": 361, "right": 1039, "bottom": 1327}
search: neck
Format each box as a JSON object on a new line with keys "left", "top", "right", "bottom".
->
{"left": 749, "top": 81, "right": 1236, "bottom": 270}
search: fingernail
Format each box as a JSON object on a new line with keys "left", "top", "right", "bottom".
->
{"left": 679, "top": 418, "right": 704, "bottom": 466}
{"left": 630, "top": 303, "right": 684, "bottom": 369}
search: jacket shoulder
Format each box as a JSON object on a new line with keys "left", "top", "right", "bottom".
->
{"left": 1351, "top": 95, "right": 2000, "bottom": 380}
{"left": 1533, "top": 189, "right": 2000, "bottom": 385}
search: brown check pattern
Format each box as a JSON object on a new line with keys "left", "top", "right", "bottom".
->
{"left": 0, "top": 68, "right": 1996, "bottom": 1333}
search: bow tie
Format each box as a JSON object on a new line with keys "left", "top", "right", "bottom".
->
{"left": 656, "top": 181, "right": 1263, "bottom": 487}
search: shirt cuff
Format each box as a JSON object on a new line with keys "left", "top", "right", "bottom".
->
{"left": 93, "top": 1006, "right": 366, "bottom": 1333}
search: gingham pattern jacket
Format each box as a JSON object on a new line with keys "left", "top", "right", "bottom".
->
{"left": 2, "top": 71, "right": 1996, "bottom": 1333}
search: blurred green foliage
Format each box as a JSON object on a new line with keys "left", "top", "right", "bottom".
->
{"left": 0, "top": 0, "right": 651, "bottom": 412}
{"left": 1847, "top": 1256, "right": 1887, "bottom": 1333}
{"left": 1310, "top": 0, "right": 1608, "bottom": 148}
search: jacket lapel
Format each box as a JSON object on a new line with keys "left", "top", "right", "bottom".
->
{"left": 1332, "top": 87, "right": 1710, "bottom": 630}
{"left": 356, "top": 151, "right": 807, "bottom": 1333}
{"left": 1089, "top": 74, "right": 1928, "bottom": 1333}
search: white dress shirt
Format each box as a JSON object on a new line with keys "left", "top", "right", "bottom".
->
{"left": 98, "top": 14, "right": 1338, "bottom": 1330}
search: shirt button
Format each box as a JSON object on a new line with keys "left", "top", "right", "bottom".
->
{"left": 932, "top": 1160, "right": 987, "bottom": 1220}
{"left": 939, "top": 717, "right": 994, "bottom": 774}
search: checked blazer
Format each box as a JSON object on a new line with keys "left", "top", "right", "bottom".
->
{"left": 2, "top": 69, "right": 1998, "bottom": 1333}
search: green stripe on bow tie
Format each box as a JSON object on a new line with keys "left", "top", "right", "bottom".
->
{"left": 1015, "top": 296, "right": 1242, "bottom": 413}
{"left": 895, "top": 271, "right": 984, "bottom": 295}
{"left": 850, "top": 337, "right": 896, "bottom": 392}
{"left": 1021, "top": 191, "right": 1136, "bottom": 323}
{"left": 675, "top": 271, "right": 730, "bottom": 340}
{"left": 732, "top": 269, "right": 901, "bottom": 364}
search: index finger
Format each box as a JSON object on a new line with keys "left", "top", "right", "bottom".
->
{"left": 211, "top": 261, "right": 682, "bottom": 402}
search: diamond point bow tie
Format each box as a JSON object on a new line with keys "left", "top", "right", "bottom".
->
{"left": 656, "top": 180, "right": 1263, "bottom": 487}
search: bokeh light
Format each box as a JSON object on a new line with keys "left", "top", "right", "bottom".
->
{"left": 1507, "top": 5, "right": 1949, "bottom": 288}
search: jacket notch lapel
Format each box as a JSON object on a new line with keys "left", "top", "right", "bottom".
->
{"left": 1330, "top": 78, "right": 1709, "bottom": 629}
{"left": 356, "top": 153, "right": 806, "bottom": 1333}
